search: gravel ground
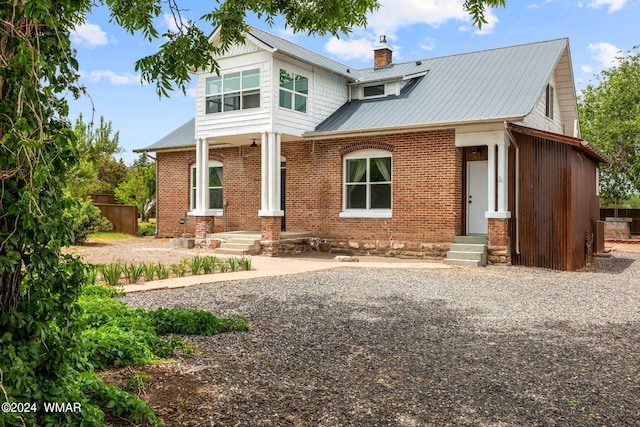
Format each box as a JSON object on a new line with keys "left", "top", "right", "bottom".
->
{"left": 124, "top": 252, "right": 640, "bottom": 426}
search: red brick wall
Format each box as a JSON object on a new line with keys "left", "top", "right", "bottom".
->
{"left": 156, "top": 151, "right": 193, "bottom": 237}
{"left": 156, "top": 129, "right": 463, "bottom": 247}
{"left": 284, "top": 130, "right": 462, "bottom": 242}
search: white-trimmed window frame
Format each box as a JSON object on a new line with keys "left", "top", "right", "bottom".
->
{"left": 205, "top": 68, "right": 260, "bottom": 114}
{"left": 278, "top": 69, "right": 308, "bottom": 114}
{"left": 340, "top": 149, "right": 392, "bottom": 218}
{"left": 190, "top": 160, "right": 223, "bottom": 214}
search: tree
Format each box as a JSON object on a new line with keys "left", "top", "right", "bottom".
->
{"left": 1, "top": 0, "right": 506, "bottom": 424}
{"left": 115, "top": 154, "right": 157, "bottom": 222}
{"left": 72, "top": 114, "right": 128, "bottom": 194}
{"left": 579, "top": 47, "right": 640, "bottom": 208}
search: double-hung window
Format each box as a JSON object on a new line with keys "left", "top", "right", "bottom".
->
{"left": 341, "top": 150, "right": 392, "bottom": 218}
{"left": 279, "top": 69, "right": 308, "bottom": 113}
{"left": 206, "top": 68, "right": 260, "bottom": 114}
{"left": 191, "top": 161, "right": 223, "bottom": 210}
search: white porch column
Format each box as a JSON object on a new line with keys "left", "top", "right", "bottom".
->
{"left": 486, "top": 142, "right": 497, "bottom": 215}
{"left": 190, "top": 137, "right": 210, "bottom": 214}
{"left": 259, "top": 131, "right": 284, "bottom": 216}
{"left": 496, "top": 140, "right": 509, "bottom": 214}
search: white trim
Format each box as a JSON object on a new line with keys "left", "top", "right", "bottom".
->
{"left": 259, "top": 209, "right": 284, "bottom": 217}
{"left": 343, "top": 149, "right": 393, "bottom": 212}
{"left": 485, "top": 211, "right": 511, "bottom": 219}
{"left": 339, "top": 210, "right": 392, "bottom": 219}
{"left": 188, "top": 209, "right": 224, "bottom": 217}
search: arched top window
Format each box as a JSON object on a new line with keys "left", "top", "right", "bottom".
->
{"left": 341, "top": 149, "right": 392, "bottom": 218}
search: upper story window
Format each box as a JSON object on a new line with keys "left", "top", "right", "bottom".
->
{"left": 279, "top": 69, "right": 308, "bottom": 113}
{"left": 545, "top": 84, "right": 554, "bottom": 120}
{"left": 363, "top": 84, "right": 385, "bottom": 98}
{"left": 191, "top": 161, "right": 223, "bottom": 210}
{"left": 342, "top": 149, "right": 392, "bottom": 217}
{"left": 206, "top": 68, "right": 260, "bottom": 114}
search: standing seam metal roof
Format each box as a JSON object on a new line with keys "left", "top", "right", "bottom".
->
{"left": 136, "top": 33, "right": 569, "bottom": 151}
{"left": 312, "top": 38, "right": 568, "bottom": 135}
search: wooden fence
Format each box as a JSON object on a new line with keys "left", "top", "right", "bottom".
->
{"left": 600, "top": 208, "right": 640, "bottom": 235}
{"left": 95, "top": 204, "right": 138, "bottom": 235}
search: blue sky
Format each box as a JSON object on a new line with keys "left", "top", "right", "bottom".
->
{"left": 68, "top": 0, "right": 640, "bottom": 164}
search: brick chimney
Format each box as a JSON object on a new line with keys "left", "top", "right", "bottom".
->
{"left": 373, "top": 35, "right": 393, "bottom": 69}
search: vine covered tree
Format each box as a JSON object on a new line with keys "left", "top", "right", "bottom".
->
{"left": 0, "top": 0, "right": 506, "bottom": 424}
{"left": 579, "top": 47, "right": 640, "bottom": 208}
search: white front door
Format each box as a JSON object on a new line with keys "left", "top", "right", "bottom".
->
{"left": 467, "top": 161, "right": 488, "bottom": 235}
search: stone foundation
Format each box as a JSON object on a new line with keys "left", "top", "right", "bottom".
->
{"left": 318, "top": 238, "right": 450, "bottom": 259}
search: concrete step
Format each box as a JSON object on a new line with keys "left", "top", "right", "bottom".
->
{"left": 449, "top": 243, "right": 487, "bottom": 253}
{"left": 213, "top": 247, "right": 255, "bottom": 256}
{"left": 453, "top": 235, "right": 488, "bottom": 245}
{"left": 443, "top": 258, "right": 484, "bottom": 267}
{"left": 445, "top": 237, "right": 488, "bottom": 267}
{"left": 445, "top": 250, "right": 486, "bottom": 263}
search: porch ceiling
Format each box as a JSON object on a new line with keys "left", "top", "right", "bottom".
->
{"left": 203, "top": 132, "right": 302, "bottom": 148}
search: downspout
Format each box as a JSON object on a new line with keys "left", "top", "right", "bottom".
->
{"left": 144, "top": 152, "right": 158, "bottom": 237}
{"left": 504, "top": 122, "right": 520, "bottom": 255}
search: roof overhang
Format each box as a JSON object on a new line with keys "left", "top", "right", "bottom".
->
{"left": 133, "top": 145, "right": 195, "bottom": 154}
{"left": 304, "top": 117, "right": 526, "bottom": 141}
{"left": 509, "top": 123, "right": 610, "bottom": 164}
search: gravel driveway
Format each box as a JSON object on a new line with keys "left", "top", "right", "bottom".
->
{"left": 125, "top": 253, "right": 640, "bottom": 426}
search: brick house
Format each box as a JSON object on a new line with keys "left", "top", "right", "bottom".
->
{"left": 135, "top": 27, "right": 607, "bottom": 270}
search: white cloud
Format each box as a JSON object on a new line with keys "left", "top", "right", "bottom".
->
{"left": 325, "top": 0, "right": 505, "bottom": 62}
{"left": 71, "top": 23, "right": 108, "bottom": 48}
{"left": 325, "top": 35, "right": 378, "bottom": 62}
{"left": 163, "top": 13, "right": 180, "bottom": 33}
{"left": 420, "top": 37, "right": 436, "bottom": 51}
{"left": 367, "top": 0, "right": 469, "bottom": 39}
{"left": 581, "top": 64, "right": 594, "bottom": 73}
{"left": 528, "top": 0, "right": 556, "bottom": 8}
{"left": 588, "top": 42, "right": 622, "bottom": 67}
{"left": 586, "top": 0, "right": 627, "bottom": 12}
{"left": 88, "top": 70, "right": 141, "bottom": 85}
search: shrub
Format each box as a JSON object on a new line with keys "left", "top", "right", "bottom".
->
{"left": 124, "top": 262, "right": 144, "bottom": 284}
{"left": 228, "top": 256, "right": 241, "bottom": 272}
{"left": 170, "top": 262, "right": 187, "bottom": 277}
{"left": 186, "top": 255, "right": 205, "bottom": 275}
{"left": 142, "top": 262, "right": 156, "bottom": 281}
{"left": 155, "top": 263, "right": 170, "bottom": 280}
{"left": 147, "top": 307, "right": 249, "bottom": 336}
{"left": 201, "top": 256, "right": 218, "bottom": 274}
{"left": 100, "top": 262, "right": 123, "bottom": 286}
{"left": 64, "top": 197, "right": 113, "bottom": 245}
{"left": 239, "top": 256, "right": 252, "bottom": 271}
{"left": 138, "top": 222, "right": 155, "bottom": 236}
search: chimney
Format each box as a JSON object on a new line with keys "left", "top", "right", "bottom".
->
{"left": 373, "top": 35, "right": 393, "bottom": 69}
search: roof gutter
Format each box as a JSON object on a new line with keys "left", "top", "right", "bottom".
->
{"left": 132, "top": 145, "right": 196, "bottom": 154}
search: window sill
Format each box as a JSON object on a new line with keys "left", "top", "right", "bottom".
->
{"left": 339, "top": 210, "right": 392, "bottom": 219}
{"left": 187, "top": 209, "right": 224, "bottom": 217}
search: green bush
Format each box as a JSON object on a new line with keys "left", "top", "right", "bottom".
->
{"left": 64, "top": 197, "right": 113, "bottom": 245}
{"left": 147, "top": 307, "right": 249, "bottom": 336}
{"left": 138, "top": 221, "right": 156, "bottom": 236}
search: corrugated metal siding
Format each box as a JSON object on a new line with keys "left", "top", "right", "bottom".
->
{"left": 569, "top": 152, "right": 600, "bottom": 270}
{"left": 512, "top": 133, "right": 570, "bottom": 270}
